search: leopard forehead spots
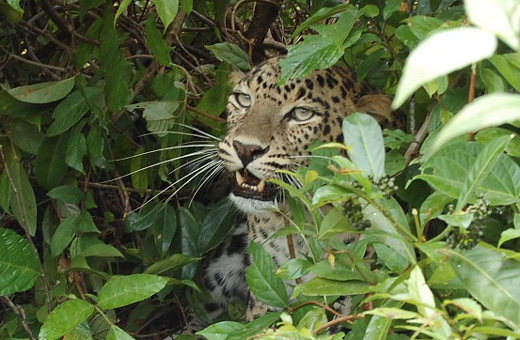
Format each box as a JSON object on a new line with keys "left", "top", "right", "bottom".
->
{"left": 218, "top": 58, "right": 395, "bottom": 212}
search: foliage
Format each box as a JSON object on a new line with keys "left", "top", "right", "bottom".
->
{"left": 1, "top": 0, "right": 520, "bottom": 339}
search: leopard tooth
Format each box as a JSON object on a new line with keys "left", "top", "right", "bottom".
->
{"left": 235, "top": 171, "right": 244, "bottom": 186}
{"left": 257, "top": 179, "right": 266, "bottom": 193}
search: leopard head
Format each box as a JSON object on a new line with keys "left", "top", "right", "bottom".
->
{"left": 218, "top": 58, "right": 396, "bottom": 214}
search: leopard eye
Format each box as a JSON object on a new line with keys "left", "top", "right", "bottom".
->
{"left": 290, "top": 107, "right": 315, "bottom": 121}
{"left": 234, "top": 93, "right": 252, "bottom": 107}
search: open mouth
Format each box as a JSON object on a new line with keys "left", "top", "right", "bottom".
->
{"left": 233, "top": 170, "right": 277, "bottom": 201}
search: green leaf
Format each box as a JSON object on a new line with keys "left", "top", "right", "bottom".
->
{"left": 153, "top": 202, "right": 176, "bottom": 257}
{"left": 6, "top": 77, "right": 75, "bottom": 103}
{"left": 197, "top": 321, "right": 244, "bottom": 340}
{"left": 343, "top": 112, "right": 385, "bottom": 178}
{"left": 246, "top": 242, "right": 288, "bottom": 308}
{"left": 100, "top": 10, "right": 132, "bottom": 112}
{"left": 277, "top": 259, "right": 311, "bottom": 280}
{"left": 292, "top": 3, "right": 350, "bottom": 37}
{"left": 145, "top": 254, "right": 199, "bottom": 275}
{"left": 98, "top": 274, "right": 169, "bottom": 309}
{"left": 489, "top": 54, "right": 520, "bottom": 92}
{"left": 51, "top": 215, "right": 81, "bottom": 257}
{"left": 197, "top": 198, "right": 238, "bottom": 254}
{"left": 293, "top": 277, "right": 370, "bottom": 297}
{"left": 152, "top": 0, "right": 179, "bottom": 31}
{"left": 0, "top": 228, "right": 40, "bottom": 295}
{"left": 373, "top": 243, "right": 408, "bottom": 273}
{"left": 77, "top": 209, "right": 99, "bottom": 233}
{"left": 498, "top": 229, "right": 520, "bottom": 248}
{"left": 86, "top": 123, "right": 106, "bottom": 168}
{"left": 34, "top": 135, "right": 68, "bottom": 190}
{"left": 48, "top": 185, "right": 84, "bottom": 203}
{"left": 365, "top": 307, "right": 419, "bottom": 320}
{"left": 4, "top": 159, "right": 37, "bottom": 235}
{"left": 206, "top": 42, "right": 251, "bottom": 71}
{"left": 364, "top": 300, "right": 405, "bottom": 339}
{"left": 106, "top": 325, "right": 136, "bottom": 340}
{"left": 408, "top": 16, "right": 444, "bottom": 39}
{"left": 383, "top": 0, "right": 401, "bottom": 19}
{"left": 79, "top": 244, "right": 124, "bottom": 258}
{"left": 66, "top": 121, "right": 87, "bottom": 174}
{"left": 449, "top": 246, "right": 520, "bottom": 326}
{"left": 226, "top": 312, "right": 281, "bottom": 340}
{"left": 145, "top": 16, "right": 173, "bottom": 67}
{"left": 180, "top": 0, "right": 192, "bottom": 14}
{"left": 456, "top": 135, "right": 512, "bottom": 210}
{"left": 126, "top": 101, "right": 180, "bottom": 137}
{"left": 124, "top": 203, "right": 163, "bottom": 232}
{"left": 10, "top": 121, "right": 44, "bottom": 154}
{"left": 180, "top": 207, "right": 200, "bottom": 279}
{"left": 445, "top": 298, "right": 482, "bottom": 321}
{"left": 47, "top": 87, "right": 102, "bottom": 136}
{"left": 114, "top": 0, "right": 132, "bottom": 24}
{"left": 39, "top": 299, "right": 94, "bottom": 340}
{"left": 417, "top": 142, "right": 520, "bottom": 205}
{"left": 432, "top": 94, "right": 520, "bottom": 151}
{"left": 408, "top": 266, "right": 436, "bottom": 317}
{"left": 392, "top": 28, "right": 497, "bottom": 109}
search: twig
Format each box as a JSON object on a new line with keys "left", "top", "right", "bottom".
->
{"left": 313, "top": 313, "right": 365, "bottom": 334}
{"left": 187, "top": 105, "right": 226, "bottom": 123}
{"left": 404, "top": 113, "right": 431, "bottom": 165}
{"left": 468, "top": 65, "right": 477, "bottom": 141}
{"left": 288, "top": 300, "right": 343, "bottom": 318}
{"left": 1, "top": 296, "right": 37, "bottom": 340}
{"left": 0, "top": 46, "right": 67, "bottom": 72}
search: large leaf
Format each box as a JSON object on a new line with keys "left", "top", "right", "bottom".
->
{"left": 197, "top": 198, "right": 238, "bottom": 254}
{"left": 206, "top": 42, "right": 251, "bottom": 71}
{"left": 465, "top": 0, "right": 520, "bottom": 49}
{"left": 34, "top": 135, "right": 68, "bottom": 190}
{"left": 153, "top": 203, "right": 176, "bottom": 257}
{"left": 292, "top": 277, "right": 370, "bottom": 297}
{"left": 0, "top": 228, "right": 40, "bottom": 296}
{"left": 47, "top": 87, "right": 102, "bottom": 136}
{"left": 145, "top": 16, "right": 173, "bottom": 67}
{"left": 151, "top": 0, "right": 179, "bottom": 31}
{"left": 145, "top": 254, "right": 199, "bottom": 275}
{"left": 106, "top": 325, "right": 135, "bottom": 340}
{"left": 6, "top": 76, "right": 75, "bottom": 103}
{"left": 449, "top": 246, "right": 520, "bottom": 326}
{"left": 4, "top": 159, "right": 37, "bottom": 235}
{"left": 392, "top": 28, "right": 497, "bottom": 109}
{"left": 51, "top": 214, "right": 81, "bottom": 257}
{"left": 39, "top": 299, "right": 94, "bottom": 340}
{"left": 456, "top": 135, "right": 512, "bottom": 210}
{"left": 417, "top": 142, "right": 520, "bottom": 205}
{"left": 343, "top": 112, "right": 385, "bottom": 179}
{"left": 180, "top": 207, "right": 200, "bottom": 279}
{"left": 98, "top": 274, "right": 169, "bottom": 309}
{"left": 246, "top": 242, "right": 288, "bottom": 308}
{"left": 197, "top": 321, "right": 244, "bottom": 340}
{"left": 432, "top": 93, "right": 520, "bottom": 151}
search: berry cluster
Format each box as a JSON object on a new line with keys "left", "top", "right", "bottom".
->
{"left": 446, "top": 195, "right": 489, "bottom": 250}
{"left": 371, "top": 175, "right": 399, "bottom": 197}
{"left": 343, "top": 197, "right": 371, "bottom": 230}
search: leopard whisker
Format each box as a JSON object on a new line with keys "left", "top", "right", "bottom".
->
{"left": 175, "top": 123, "right": 222, "bottom": 141}
{"left": 164, "top": 160, "right": 224, "bottom": 205}
{"left": 165, "top": 150, "right": 219, "bottom": 177}
{"left": 136, "top": 159, "right": 222, "bottom": 211}
{"left": 188, "top": 162, "right": 225, "bottom": 206}
{"left": 111, "top": 144, "right": 218, "bottom": 162}
{"left": 137, "top": 130, "right": 218, "bottom": 140}
{"left": 101, "top": 148, "right": 218, "bottom": 184}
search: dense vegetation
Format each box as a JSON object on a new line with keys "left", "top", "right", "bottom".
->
{"left": 2, "top": 0, "right": 520, "bottom": 339}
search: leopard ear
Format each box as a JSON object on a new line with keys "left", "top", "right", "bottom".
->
{"left": 356, "top": 94, "right": 402, "bottom": 128}
{"left": 229, "top": 70, "right": 246, "bottom": 85}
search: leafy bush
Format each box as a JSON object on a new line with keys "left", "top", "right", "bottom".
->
{"left": 1, "top": 0, "right": 520, "bottom": 339}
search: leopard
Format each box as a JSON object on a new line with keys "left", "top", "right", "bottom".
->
{"left": 184, "top": 57, "right": 402, "bottom": 331}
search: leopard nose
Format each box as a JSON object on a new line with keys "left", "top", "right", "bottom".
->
{"left": 233, "top": 141, "right": 269, "bottom": 167}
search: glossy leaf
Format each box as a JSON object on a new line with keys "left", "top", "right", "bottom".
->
{"left": 417, "top": 142, "right": 520, "bottom": 205}
{"left": 226, "top": 312, "right": 281, "bottom": 340}
{"left": 106, "top": 325, "right": 136, "bottom": 340}
{"left": 98, "top": 274, "right": 169, "bottom": 309}
{"left": 152, "top": 0, "right": 179, "bottom": 31}
{"left": 246, "top": 242, "right": 288, "bottom": 308}
{"left": 145, "top": 254, "right": 199, "bottom": 275}
{"left": 197, "top": 321, "right": 244, "bottom": 340}
{"left": 48, "top": 185, "right": 84, "bottom": 203}
{"left": 39, "top": 299, "right": 94, "bottom": 340}
{"left": 456, "top": 135, "right": 512, "bottom": 210}
{"left": 7, "top": 76, "right": 75, "bottom": 103}
{"left": 197, "top": 198, "right": 238, "bottom": 254}
{"left": 206, "top": 42, "right": 251, "bottom": 71}
{"left": 293, "top": 277, "right": 370, "bottom": 297}
{"left": 393, "top": 28, "right": 497, "bottom": 109}
{"left": 4, "top": 159, "right": 37, "bottom": 235}
{"left": 153, "top": 202, "right": 176, "bottom": 257}
{"left": 0, "top": 228, "right": 40, "bottom": 295}
{"left": 34, "top": 135, "right": 68, "bottom": 190}
{"left": 449, "top": 246, "right": 520, "bottom": 325}
{"left": 145, "top": 16, "right": 173, "bottom": 67}
{"left": 343, "top": 112, "right": 385, "bottom": 179}
{"left": 432, "top": 93, "right": 520, "bottom": 151}
{"left": 51, "top": 214, "right": 81, "bottom": 257}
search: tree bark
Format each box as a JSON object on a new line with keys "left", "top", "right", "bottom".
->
{"left": 244, "top": 0, "right": 282, "bottom": 64}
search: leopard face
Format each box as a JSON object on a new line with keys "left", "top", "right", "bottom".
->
{"left": 218, "top": 59, "right": 395, "bottom": 214}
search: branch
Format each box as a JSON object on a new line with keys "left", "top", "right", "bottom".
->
{"left": 244, "top": 0, "right": 283, "bottom": 63}
{"left": 1, "top": 297, "right": 37, "bottom": 340}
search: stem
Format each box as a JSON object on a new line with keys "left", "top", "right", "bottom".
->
{"left": 1, "top": 296, "right": 37, "bottom": 340}
{"left": 412, "top": 208, "right": 422, "bottom": 241}
{"left": 287, "top": 300, "right": 342, "bottom": 317}
{"left": 428, "top": 224, "right": 453, "bottom": 243}
{"left": 313, "top": 313, "right": 365, "bottom": 334}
